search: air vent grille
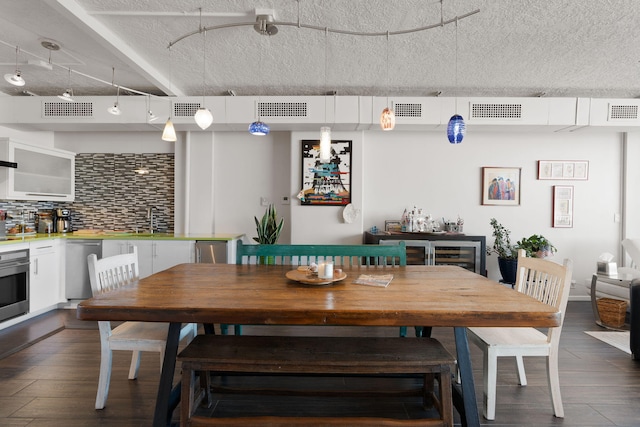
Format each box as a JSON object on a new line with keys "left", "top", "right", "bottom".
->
{"left": 43, "top": 102, "right": 93, "bottom": 117}
{"left": 259, "top": 102, "right": 307, "bottom": 117}
{"left": 471, "top": 103, "right": 522, "bottom": 119}
{"left": 395, "top": 103, "right": 422, "bottom": 118}
{"left": 174, "top": 102, "right": 200, "bottom": 117}
{"left": 609, "top": 105, "right": 638, "bottom": 120}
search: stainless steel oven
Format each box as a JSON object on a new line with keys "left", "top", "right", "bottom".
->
{"left": 0, "top": 249, "right": 30, "bottom": 323}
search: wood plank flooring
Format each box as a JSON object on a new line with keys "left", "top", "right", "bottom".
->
{"left": 0, "top": 301, "right": 639, "bottom": 426}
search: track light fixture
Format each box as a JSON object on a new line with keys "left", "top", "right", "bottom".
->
{"left": 58, "top": 67, "right": 75, "bottom": 102}
{"left": 4, "top": 46, "right": 25, "bottom": 87}
{"left": 107, "top": 68, "right": 121, "bottom": 115}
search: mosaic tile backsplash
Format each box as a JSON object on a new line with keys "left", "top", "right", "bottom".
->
{"left": 0, "top": 153, "right": 175, "bottom": 233}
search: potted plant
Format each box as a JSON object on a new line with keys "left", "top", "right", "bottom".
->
{"left": 487, "top": 218, "right": 519, "bottom": 284}
{"left": 254, "top": 204, "right": 284, "bottom": 244}
{"left": 516, "top": 234, "right": 556, "bottom": 258}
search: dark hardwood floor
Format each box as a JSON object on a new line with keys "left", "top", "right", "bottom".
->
{"left": 0, "top": 301, "right": 639, "bottom": 426}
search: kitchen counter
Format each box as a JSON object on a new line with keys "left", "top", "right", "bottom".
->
{"left": 0, "top": 232, "right": 245, "bottom": 246}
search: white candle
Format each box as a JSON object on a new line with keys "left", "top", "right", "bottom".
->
{"left": 319, "top": 261, "right": 334, "bottom": 279}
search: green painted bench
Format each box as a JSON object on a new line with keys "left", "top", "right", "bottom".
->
{"left": 222, "top": 241, "right": 413, "bottom": 336}
{"left": 235, "top": 240, "right": 407, "bottom": 266}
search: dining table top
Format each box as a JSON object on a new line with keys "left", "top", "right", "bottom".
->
{"left": 76, "top": 263, "right": 561, "bottom": 328}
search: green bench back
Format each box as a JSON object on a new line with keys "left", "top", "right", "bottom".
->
{"left": 236, "top": 241, "right": 406, "bottom": 266}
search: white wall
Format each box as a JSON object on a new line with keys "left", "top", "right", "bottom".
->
{"left": 50, "top": 127, "right": 629, "bottom": 299}
{"left": 361, "top": 130, "right": 622, "bottom": 294}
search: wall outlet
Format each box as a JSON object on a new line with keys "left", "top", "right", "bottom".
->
{"left": 281, "top": 196, "right": 290, "bottom": 205}
{"left": 260, "top": 197, "right": 269, "bottom": 206}
{"left": 570, "top": 279, "right": 576, "bottom": 289}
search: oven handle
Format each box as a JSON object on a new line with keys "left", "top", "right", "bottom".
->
{"left": 0, "top": 260, "right": 30, "bottom": 270}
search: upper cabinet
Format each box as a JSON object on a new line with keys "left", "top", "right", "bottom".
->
{"left": 0, "top": 138, "right": 75, "bottom": 202}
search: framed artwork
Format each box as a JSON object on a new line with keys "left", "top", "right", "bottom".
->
{"left": 553, "top": 185, "right": 574, "bottom": 228}
{"left": 538, "top": 160, "right": 589, "bottom": 180}
{"left": 482, "top": 167, "right": 521, "bottom": 206}
{"left": 385, "top": 220, "right": 403, "bottom": 232}
{"left": 300, "top": 140, "right": 352, "bottom": 206}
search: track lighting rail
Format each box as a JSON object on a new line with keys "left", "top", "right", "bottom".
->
{"left": 168, "top": 9, "right": 480, "bottom": 48}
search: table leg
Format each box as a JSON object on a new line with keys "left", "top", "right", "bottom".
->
{"left": 153, "top": 322, "right": 182, "bottom": 427}
{"left": 453, "top": 326, "right": 480, "bottom": 427}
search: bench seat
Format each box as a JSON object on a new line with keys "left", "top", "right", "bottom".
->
{"left": 178, "top": 335, "right": 455, "bottom": 426}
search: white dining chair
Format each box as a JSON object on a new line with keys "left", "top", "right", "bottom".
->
{"left": 87, "top": 247, "right": 197, "bottom": 410}
{"left": 467, "top": 249, "right": 573, "bottom": 420}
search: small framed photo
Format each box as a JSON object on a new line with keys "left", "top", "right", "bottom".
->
{"left": 482, "top": 167, "right": 521, "bottom": 206}
{"left": 385, "top": 220, "right": 403, "bottom": 232}
{"left": 553, "top": 185, "right": 574, "bottom": 228}
{"left": 538, "top": 160, "right": 589, "bottom": 180}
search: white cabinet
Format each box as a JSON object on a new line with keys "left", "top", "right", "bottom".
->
{"left": 102, "top": 240, "right": 194, "bottom": 279}
{"left": 0, "top": 138, "right": 75, "bottom": 201}
{"left": 29, "top": 240, "right": 61, "bottom": 313}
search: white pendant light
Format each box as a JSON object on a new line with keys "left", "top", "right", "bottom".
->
{"left": 194, "top": 107, "right": 213, "bottom": 130}
{"left": 162, "top": 118, "right": 177, "bottom": 142}
{"left": 4, "top": 46, "right": 25, "bottom": 87}
{"left": 194, "top": 9, "right": 213, "bottom": 130}
{"left": 319, "top": 126, "right": 331, "bottom": 163}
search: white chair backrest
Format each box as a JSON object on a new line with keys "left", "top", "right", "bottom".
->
{"left": 622, "top": 238, "right": 640, "bottom": 270}
{"left": 514, "top": 249, "right": 573, "bottom": 343}
{"left": 87, "top": 247, "right": 140, "bottom": 296}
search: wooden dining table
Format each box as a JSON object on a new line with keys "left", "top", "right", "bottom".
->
{"left": 77, "top": 263, "right": 561, "bottom": 427}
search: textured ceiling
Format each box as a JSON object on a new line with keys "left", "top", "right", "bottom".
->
{"left": 0, "top": 0, "right": 639, "bottom": 100}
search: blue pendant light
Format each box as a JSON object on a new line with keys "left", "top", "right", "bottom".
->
{"left": 447, "top": 114, "right": 465, "bottom": 144}
{"left": 249, "top": 120, "right": 270, "bottom": 135}
{"left": 447, "top": 14, "right": 466, "bottom": 144}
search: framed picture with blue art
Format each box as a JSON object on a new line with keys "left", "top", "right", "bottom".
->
{"left": 300, "top": 140, "right": 351, "bottom": 206}
{"left": 482, "top": 166, "right": 521, "bottom": 206}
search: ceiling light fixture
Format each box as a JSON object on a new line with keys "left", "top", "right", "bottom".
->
{"left": 4, "top": 46, "right": 25, "bottom": 87}
{"left": 249, "top": 35, "right": 270, "bottom": 136}
{"left": 194, "top": 9, "right": 213, "bottom": 130}
{"left": 162, "top": 47, "right": 177, "bottom": 142}
{"left": 447, "top": 13, "right": 465, "bottom": 144}
{"left": 146, "top": 95, "right": 158, "bottom": 122}
{"left": 319, "top": 28, "right": 331, "bottom": 164}
{"left": 380, "top": 31, "right": 395, "bottom": 131}
{"left": 107, "top": 68, "right": 121, "bottom": 115}
{"left": 58, "top": 67, "right": 74, "bottom": 102}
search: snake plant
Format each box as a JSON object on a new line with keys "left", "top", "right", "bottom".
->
{"left": 253, "top": 204, "right": 284, "bottom": 244}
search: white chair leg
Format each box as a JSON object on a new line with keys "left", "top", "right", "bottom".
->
{"left": 547, "top": 351, "right": 564, "bottom": 417}
{"left": 95, "top": 346, "right": 112, "bottom": 409}
{"left": 128, "top": 350, "right": 141, "bottom": 380}
{"left": 516, "top": 355, "right": 527, "bottom": 386}
{"left": 483, "top": 347, "right": 498, "bottom": 420}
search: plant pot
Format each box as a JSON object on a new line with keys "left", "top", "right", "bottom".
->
{"left": 498, "top": 257, "right": 518, "bottom": 285}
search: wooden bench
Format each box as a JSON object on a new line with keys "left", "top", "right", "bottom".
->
{"left": 179, "top": 335, "right": 455, "bottom": 426}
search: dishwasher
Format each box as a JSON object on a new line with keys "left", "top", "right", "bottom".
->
{"left": 65, "top": 239, "right": 102, "bottom": 299}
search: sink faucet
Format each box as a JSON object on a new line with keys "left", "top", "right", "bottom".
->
{"left": 146, "top": 206, "right": 156, "bottom": 234}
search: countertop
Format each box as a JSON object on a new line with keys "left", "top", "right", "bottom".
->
{"left": 0, "top": 232, "right": 245, "bottom": 245}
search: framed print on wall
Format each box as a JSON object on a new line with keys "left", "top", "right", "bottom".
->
{"left": 482, "top": 167, "right": 521, "bottom": 206}
{"left": 300, "top": 140, "right": 352, "bottom": 206}
{"left": 553, "top": 185, "right": 574, "bottom": 228}
{"left": 538, "top": 160, "right": 589, "bottom": 180}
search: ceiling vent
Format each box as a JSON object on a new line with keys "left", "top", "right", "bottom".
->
{"left": 43, "top": 101, "right": 93, "bottom": 117}
{"left": 395, "top": 103, "right": 422, "bottom": 118}
{"left": 258, "top": 102, "right": 307, "bottom": 117}
{"left": 608, "top": 104, "right": 638, "bottom": 120}
{"left": 173, "top": 102, "right": 201, "bottom": 117}
{"left": 471, "top": 103, "right": 522, "bottom": 119}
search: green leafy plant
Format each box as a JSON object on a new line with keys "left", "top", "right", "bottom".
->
{"left": 487, "top": 218, "right": 518, "bottom": 260}
{"left": 253, "top": 204, "right": 284, "bottom": 244}
{"left": 517, "top": 234, "right": 557, "bottom": 258}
